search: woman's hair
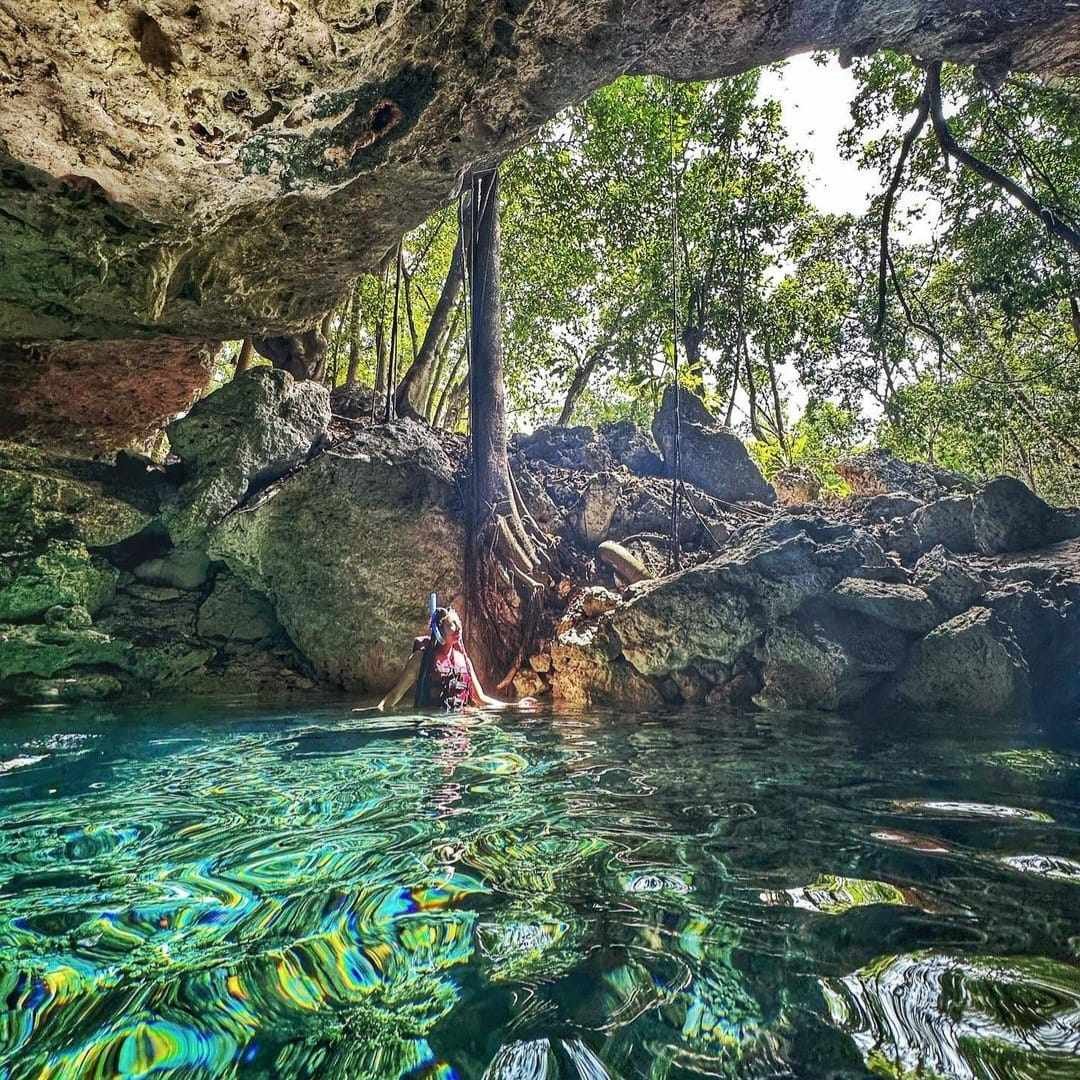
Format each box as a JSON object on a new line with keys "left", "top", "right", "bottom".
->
{"left": 430, "top": 606, "right": 451, "bottom": 643}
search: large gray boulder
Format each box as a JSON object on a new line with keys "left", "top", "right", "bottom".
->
{"left": 608, "top": 516, "right": 880, "bottom": 686}
{"left": 913, "top": 546, "right": 987, "bottom": 616}
{"left": 652, "top": 387, "right": 776, "bottom": 505}
{"left": 826, "top": 577, "right": 942, "bottom": 635}
{"left": 598, "top": 421, "right": 664, "bottom": 477}
{"left": 209, "top": 420, "right": 463, "bottom": 691}
{"left": 971, "top": 476, "right": 1059, "bottom": 554}
{"left": 913, "top": 495, "right": 976, "bottom": 555}
{"left": 889, "top": 607, "right": 1031, "bottom": 718}
{"left": 756, "top": 601, "right": 912, "bottom": 711}
{"left": 862, "top": 492, "right": 926, "bottom": 522}
{"left": 163, "top": 368, "right": 330, "bottom": 545}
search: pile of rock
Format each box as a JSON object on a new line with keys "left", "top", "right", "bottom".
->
{"left": 543, "top": 471, "right": 1080, "bottom": 719}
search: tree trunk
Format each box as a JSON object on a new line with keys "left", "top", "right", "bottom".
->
{"left": 743, "top": 334, "right": 763, "bottom": 439}
{"left": 466, "top": 170, "right": 513, "bottom": 519}
{"left": 442, "top": 373, "right": 468, "bottom": 430}
{"left": 345, "top": 279, "right": 362, "bottom": 389}
{"left": 434, "top": 340, "right": 465, "bottom": 426}
{"left": 396, "top": 229, "right": 465, "bottom": 418}
{"left": 764, "top": 337, "right": 787, "bottom": 454}
{"left": 234, "top": 336, "right": 253, "bottom": 376}
{"left": 462, "top": 168, "right": 529, "bottom": 682}
{"left": 424, "top": 305, "right": 462, "bottom": 420}
{"left": 557, "top": 350, "right": 603, "bottom": 426}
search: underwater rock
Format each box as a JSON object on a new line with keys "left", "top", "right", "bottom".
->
{"left": 652, "top": 387, "right": 776, "bottom": 506}
{"left": 163, "top": 369, "right": 330, "bottom": 544}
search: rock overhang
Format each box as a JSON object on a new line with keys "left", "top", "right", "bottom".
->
{"left": 2, "top": 1, "right": 1080, "bottom": 446}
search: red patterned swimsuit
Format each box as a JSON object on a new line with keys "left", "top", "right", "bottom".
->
{"left": 414, "top": 638, "right": 473, "bottom": 710}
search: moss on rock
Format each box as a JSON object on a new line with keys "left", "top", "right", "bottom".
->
{"left": 0, "top": 465, "right": 152, "bottom": 552}
{"left": 0, "top": 541, "right": 117, "bottom": 622}
{"left": 0, "top": 623, "right": 133, "bottom": 680}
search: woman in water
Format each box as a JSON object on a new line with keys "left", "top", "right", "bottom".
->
{"left": 377, "top": 605, "right": 534, "bottom": 712}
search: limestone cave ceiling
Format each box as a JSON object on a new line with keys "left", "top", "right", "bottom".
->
{"left": 1, "top": 1, "right": 1079, "bottom": 447}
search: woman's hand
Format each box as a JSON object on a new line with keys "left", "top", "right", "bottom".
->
{"left": 515, "top": 696, "right": 540, "bottom": 709}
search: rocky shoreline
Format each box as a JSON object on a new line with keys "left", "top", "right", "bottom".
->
{"left": 2, "top": 369, "right": 1079, "bottom": 721}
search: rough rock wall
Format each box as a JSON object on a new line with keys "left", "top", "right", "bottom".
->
{"left": 2, "top": 2, "right": 1079, "bottom": 445}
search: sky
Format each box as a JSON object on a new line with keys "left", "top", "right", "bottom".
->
{"left": 756, "top": 54, "right": 876, "bottom": 217}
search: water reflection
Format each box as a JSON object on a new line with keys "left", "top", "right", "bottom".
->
{"left": 0, "top": 702, "right": 1076, "bottom": 1078}
{"left": 823, "top": 952, "right": 1080, "bottom": 1079}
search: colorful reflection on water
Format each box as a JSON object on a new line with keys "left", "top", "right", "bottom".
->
{"left": 0, "top": 703, "right": 1078, "bottom": 1078}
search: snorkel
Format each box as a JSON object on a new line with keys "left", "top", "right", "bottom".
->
{"left": 416, "top": 593, "right": 440, "bottom": 708}
{"left": 428, "top": 592, "right": 442, "bottom": 644}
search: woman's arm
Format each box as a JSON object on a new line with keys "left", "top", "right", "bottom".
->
{"left": 465, "top": 656, "right": 537, "bottom": 708}
{"left": 378, "top": 650, "right": 423, "bottom": 711}
{"left": 464, "top": 655, "right": 508, "bottom": 707}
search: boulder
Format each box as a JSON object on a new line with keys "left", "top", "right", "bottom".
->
{"left": 598, "top": 421, "right": 664, "bottom": 477}
{"left": 133, "top": 547, "right": 211, "bottom": 592}
{"left": 913, "top": 547, "right": 986, "bottom": 616}
{"left": 576, "top": 474, "right": 622, "bottom": 546}
{"left": 913, "top": 496, "right": 976, "bottom": 555}
{"left": 513, "top": 426, "right": 613, "bottom": 472}
{"left": 862, "top": 492, "right": 925, "bottom": 522}
{"left": 971, "top": 476, "right": 1059, "bottom": 554}
{"left": 549, "top": 622, "right": 662, "bottom": 707}
{"left": 756, "top": 603, "right": 912, "bottom": 711}
{"left": 826, "top": 577, "right": 942, "bottom": 636}
{"left": 889, "top": 607, "right": 1031, "bottom": 718}
{"left": 0, "top": 623, "right": 133, "bottom": 681}
{"left": 773, "top": 468, "right": 821, "bottom": 506}
{"left": 836, "top": 449, "right": 973, "bottom": 501}
{"left": 0, "top": 457, "right": 153, "bottom": 553}
{"left": 197, "top": 575, "right": 279, "bottom": 643}
{"left": 652, "top": 387, "right": 776, "bottom": 505}
{"left": 210, "top": 420, "right": 464, "bottom": 691}
{"left": 163, "top": 368, "right": 331, "bottom": 544}
{"left": 611, "top": 516, "right": 875, "bottom": 679}
{"left": 980, "top": 582, "right": 1080, "bottom": 714}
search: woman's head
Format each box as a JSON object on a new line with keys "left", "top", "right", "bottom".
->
{"left": 432, "top": 606, "right": 462, "bottom": 646}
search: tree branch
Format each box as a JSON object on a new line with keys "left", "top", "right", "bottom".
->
{"left": 926, "top": 61, "right": 1080, "bottom": 257}
{"left": 876, "top": 84, "right": 931, "bottom": 336}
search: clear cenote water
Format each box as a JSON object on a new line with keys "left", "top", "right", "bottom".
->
{"left": 1, "top": 701, "right": 1079, "bottom": 1079}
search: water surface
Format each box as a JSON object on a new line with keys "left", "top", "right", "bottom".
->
{"left": 1, "top": 701, "right": 1079, "bottom": 1078}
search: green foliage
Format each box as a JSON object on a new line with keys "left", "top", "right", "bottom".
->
{"left": 294, "top": 54, "right": 1080, "bottom": 506}
{"left": 750, "top": 401, "right": 866, "bottom": 498}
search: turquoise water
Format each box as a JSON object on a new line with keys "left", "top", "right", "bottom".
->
{"left": 1, "top": 702, "right": 1079, "bottom": 1079}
